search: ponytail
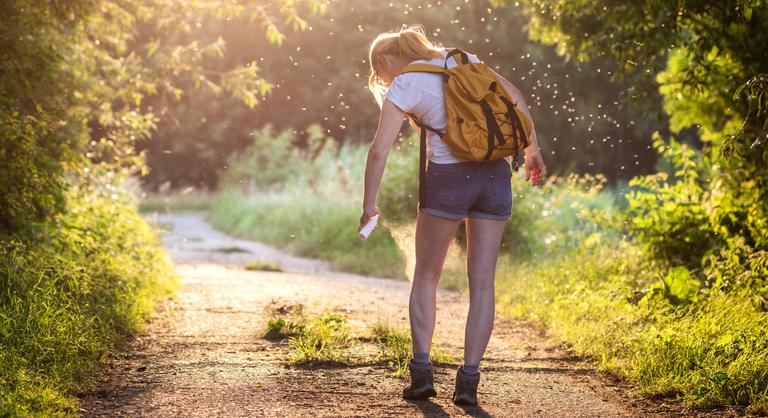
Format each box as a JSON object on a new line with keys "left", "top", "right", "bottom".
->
{"left": 368, "top": 25, "right": 444, "bottom": 107}
{"left": 397, "top": 28, "right": 440, "bottom": 59}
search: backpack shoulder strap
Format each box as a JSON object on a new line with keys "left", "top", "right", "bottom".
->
{"left": 417, "top": 124, "right": 427, "bottom": 210}
{"left": 404, "top": 112, "right": 443, "bottom": 137}
{"left": 444, "top": 48, "right": 470, "bottom": 68}
{"left": 398, "top": 63, "right": 445, "bottom": 76}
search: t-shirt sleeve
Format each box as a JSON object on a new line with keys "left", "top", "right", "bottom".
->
{"left": 385, "top": 74, "right": 421, "bottom": 113}
{"left": 468, "top": 52, "right": 482, "bottom": 64}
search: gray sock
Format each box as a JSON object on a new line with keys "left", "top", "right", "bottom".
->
{"left": 412, "top": 352, "right": 430, "bottom": 365}
{"left": 462, "top": 364, "right": 480, "bottom": 376}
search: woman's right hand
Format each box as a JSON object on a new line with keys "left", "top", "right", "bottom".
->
{"left": 358, "top": 206, "right": 381, "bottom": 233}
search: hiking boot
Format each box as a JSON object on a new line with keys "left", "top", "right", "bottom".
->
{"left": 452, "top": 365, "right": 480, "bottom": 406}
{"left": 402, "top": 360, "right": 437, "bottom": 400}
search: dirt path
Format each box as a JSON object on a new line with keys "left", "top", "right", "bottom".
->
{"left": 78, "top": 212, "right": 725, "bottom": 417}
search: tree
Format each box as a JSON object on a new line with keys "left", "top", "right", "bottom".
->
{"left": 502, "top": 0, "right": 768, "bottom": 297}
{"left": 0, "top": 0, "right": 324, "bottom": 233}
{"left": 139, "top": 0, "right": 662, "bottom": 190}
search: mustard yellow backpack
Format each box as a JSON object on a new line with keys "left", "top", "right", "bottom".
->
{"left": 397, "top": 49, "right": 533, "bottom": 208}
{"left": 399, "top": 48, "right": 533, "bottom": 166}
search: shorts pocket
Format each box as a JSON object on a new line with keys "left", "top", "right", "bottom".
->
{"left": 491, "top": 174, "right": 513, "bottom": 210}
{"left": 427, "top": 172, "right": 469, "bottom": 210}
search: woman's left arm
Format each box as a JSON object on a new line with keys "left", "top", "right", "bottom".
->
{"left": 489, "top": 67, "right": 547, "bottom": 186}
{"left": 360, "top": 99, "right": 405, "bottom": 229}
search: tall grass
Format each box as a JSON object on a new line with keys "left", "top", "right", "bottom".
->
{"left": 0, "top": 185, "right": 178, "bottom": 416}
{"left": 138, "top": 188, "right": 216, "bottom": 213}
{"left": 369, "top": 319, "right": 458, "bottom": 377}
{"left": 264, "top": 308, "right": 354, "bottom": 364}
{"left": 209, "top": 127, "right": 409, "bottom": 278}
{"left": 210, "top": 190, "right": 406, "bottom": 278}
{"left": 496, "top": 242, "right": 768, "bottom": 412}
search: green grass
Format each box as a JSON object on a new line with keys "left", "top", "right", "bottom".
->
{"left": 288, "top": 313, "right": 353, "bottom": 363}
{"left": 495, "top": 241, "right": 768, "bottom": 413}
{"left": 0, "top": 187, "right": 178, "bottom": 416}
{"left": 244, "top": 260, "right": 283, "bottom": 272}
{"left": 209, "top": 191, "right": 406, "bottom": 278}
{"left": 264, "top": 309, "right": 353, "bottom": 363}
{"left": 212, "top": 245, "right": 250, "bottom": 254}
{"left": 369, "top": 319, "right": 459, "bottom": 377}
{"left": 263, "top": 311, "right": 458, "bottom": 375}
{"left": 138, "top": 189, "right": 216, "bottom": 213}
{"left": 263, "top": 303, "right": 306, "bottom": 340}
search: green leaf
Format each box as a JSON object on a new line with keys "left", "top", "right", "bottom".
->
{"left": 663, "top": 266, "right": 698, "bottom": 304}
{"left": 266, "top": 25, "right": 285, "bottom": 46}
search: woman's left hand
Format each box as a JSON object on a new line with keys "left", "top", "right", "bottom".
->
{"left": 523, "top": 146, "right": 547, "bottom": 186}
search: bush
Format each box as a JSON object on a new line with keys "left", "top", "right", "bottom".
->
{"left": 376, "top": 139, "right": 420, "bottom": 223}
{"left": 501, "top": 172, "right": 620, "bottom": 259}
{"left": 626, "top": 136, "right": 716, "bottom": 269}
{"left": 626, "top": 135, "right": 768, "bottom": 305}
{"left": 0, "top": 185, "right": 178, "bottom": 416}
{"left": 212, "top": 126, "right": 413, "bottom": 278}
{"left": 210, "top": 191, "right": 405, "bottom": 278}
{"left": 496, "top": 238, "right": 768, "bottom": 409}
{"left": 0, "top": 110, "right": 76, "bottom": 234}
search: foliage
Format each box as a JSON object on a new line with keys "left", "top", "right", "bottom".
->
{"left": 263, "top": 307, "right": 353, "bottom": 363}
{"left": 1, "top": 3, "right": 323, "bottom": 411}
{"left": 496, "top": 239, "right": 768, "bottom": 411}
{"left": 0, "top": 0, "right": 89, "bottom": 233}
{"left": 0, "top": 186, "right": 178, "bottom": 416}
{"left": 369, "top": 320, "right": 457, "bottom": 377}
{"left": 210, "top": 125, "right": 405, "bottom": 277}
{"left": 244, "top": 260, "right": 283, "bottom": 272}
{"left": 264, "top": 303, "right": 306, "bottom": 340}
{"left": 624, "top": 132, "right": 768, "bottom": 307}
{"left": 505, "top": 0, "right": 768, "bottom": 311}
{"left": 369, "top": 320, "right": 412, "bottom": 377}
{"left": 138, "top": 189, "right": 217, "bottom": 213}
{"left": 376, "top": 141, "right": 420, "bottom": 223}
{"left": 0, "top": 0, "right": 323, "bottom": 233}
{"left": 0, "top": 110, "right": 72, "bottom": 233}
{"left": 141, "top": 0, "right": 662, "bottom": 190}
{"left": 625, "top": 135, "right": 715, "bottom": 269}
{"left": 280, "top": 312, "right": 353, "bottom": 363}
{"left": 502, "top": 0, "right": 768, "bottom": 123}
{"left": 219, "top": 124, "right": 329, "bottom": 190}
{"left": 503, "top": 171, "right": 619, "bottom": 258}
{"left": 210, "top": 189, "right": 405, "bottom": 278}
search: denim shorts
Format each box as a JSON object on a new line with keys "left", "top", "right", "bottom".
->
{"left": 420, "top": 158, "right": 513, "bottom": 221}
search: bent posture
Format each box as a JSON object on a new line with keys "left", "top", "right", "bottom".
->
{"left": 360, "top": 25, "right": 546, "bottom": 406}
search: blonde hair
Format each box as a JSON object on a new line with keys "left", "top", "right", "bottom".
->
{"left": 368, "top": 25, "right": 444, "bottom": 107}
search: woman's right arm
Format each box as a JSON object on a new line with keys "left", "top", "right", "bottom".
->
{"left": 360, "top": 99, "right": 405, "bottom": 229}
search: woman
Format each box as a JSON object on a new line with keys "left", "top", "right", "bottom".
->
{"left": 359, "top": 25, "right": 546, "bottom": 406}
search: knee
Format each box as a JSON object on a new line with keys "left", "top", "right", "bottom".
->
{"left": 413, "top": 264, "right": 441, "bottom": 286}
{"left": 467, "top": 273, "right": 495, "bottom": 293}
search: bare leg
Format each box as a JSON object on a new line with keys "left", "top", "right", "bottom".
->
{"left": 410, "top": 211, "right": 461, "bottom": 355}
{"left": 463, "top": 217, "right": 506, "bottom": 366}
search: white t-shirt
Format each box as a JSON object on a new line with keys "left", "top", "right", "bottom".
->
{"left": 385, "top": 49, "right": 512, "bottom": 165}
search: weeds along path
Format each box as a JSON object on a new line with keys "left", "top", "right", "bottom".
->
{"left": 79, "top": 211, "right": 715, "bottom": 417}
